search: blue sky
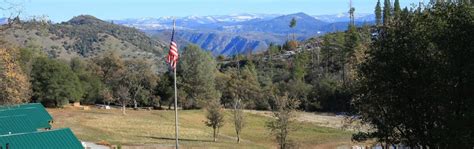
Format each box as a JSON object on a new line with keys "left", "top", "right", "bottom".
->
{"left": 9, "top": 0, "right": 422, "bottom": 22}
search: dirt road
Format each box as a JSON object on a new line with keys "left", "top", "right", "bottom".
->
{"left": 244, "top": 110, "right": 369, "bottom": 131}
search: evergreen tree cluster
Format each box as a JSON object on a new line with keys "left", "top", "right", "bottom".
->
{"left": 354, "top": 3, "right": 474, "bottom": 147}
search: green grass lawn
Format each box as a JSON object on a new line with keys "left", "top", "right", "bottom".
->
{"left": 48, "top": 108, "right": 352, "bottom": 148}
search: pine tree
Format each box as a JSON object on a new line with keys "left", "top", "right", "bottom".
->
{"left": 289, "top": 18, "right": 296, "bottom": 29}
{"left": 178, "top": 45, "right": 219, "bottom": 109}
{"left": 288, "top": 18, "right": 298, "bottom": 49}
{"left": 394, "top": 0, "right": 401, "bottom": 19}
{"left": 375, "top": 0, "right": 382, "bottom": 26}
{"left": 343, "top": 24, "right": 359, "bottom": 86}
{"left": 349, "top": 0, "right": 355, "bottom": 26}
{"left": 383, "top": 0, "right": 392, "bottom": 25}
{"left": 291, "top": 52, "right": 309, "bottom": 81}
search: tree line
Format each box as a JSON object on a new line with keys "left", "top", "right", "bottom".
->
{"left": 0, "top": 43, "right": 158, "bottom": 112}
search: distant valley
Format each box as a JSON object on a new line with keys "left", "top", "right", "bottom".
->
{"left": 114, "top": 12, "right": 375, "bottom": 55}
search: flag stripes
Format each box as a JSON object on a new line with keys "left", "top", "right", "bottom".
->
{"left": 167, "top": 41, "right": 178, "bottom": 69}
{"left": 166, "top": 20, "right": 178, "bottom": 70}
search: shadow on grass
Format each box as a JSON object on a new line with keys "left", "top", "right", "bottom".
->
{"left": 140, "top": 136, "right": 213, "bottom": 143}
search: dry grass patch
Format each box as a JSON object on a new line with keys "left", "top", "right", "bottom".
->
{"left": 48, "top": 108, "right": 352, "bottom": 148}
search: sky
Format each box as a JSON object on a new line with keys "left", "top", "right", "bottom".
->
{"left": 3, "top": 0, "right": 423, "bottom": 22}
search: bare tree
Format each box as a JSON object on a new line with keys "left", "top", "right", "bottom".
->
{"left": 266, "top": 93, "right": 300, "bottom": 149}
{"left": 1, "top": 0, "right": 24, "bottom": 21}
{"left": 100, "top": 88, "right": 114, "bottom": 105}
{"left": 0, "top": 0, "right": 24, "bottom": 30}
{"left": 204, "top": 99, "right": 225, "bottom": 142}
{"left": 115, "top": 85, "right": 131, "bottom": 115}
{"left": 232, "top": 98, "right": 245, "bottom": 143}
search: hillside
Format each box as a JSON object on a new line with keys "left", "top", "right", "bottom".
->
{"left": 0, "top": 15, "right": 166, "bottom": 67}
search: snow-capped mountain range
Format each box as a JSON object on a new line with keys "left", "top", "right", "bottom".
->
{"left": 112, "top": 13, "right": 279, "bottom": 30}
{"left": 313, "top": 13, "right": 375, "bottom": 23}
{"left": 112, "top": 12, "right": 375, "bottom": 56}
{"left": 112, "top": 13, "right": 373, "bottom": 30}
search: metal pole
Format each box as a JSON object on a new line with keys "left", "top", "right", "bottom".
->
{"left": 174, "top": 66, "right": 179, "bottom": 149}
{"left": 172, "top": 19, "right": 179, "bottom": 149}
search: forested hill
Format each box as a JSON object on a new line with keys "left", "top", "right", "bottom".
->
{"left": 211, "top": 24, "right": 374, "bottom": 112}
{"left": 0, "top": 15, "right": 166, "bottom": 62}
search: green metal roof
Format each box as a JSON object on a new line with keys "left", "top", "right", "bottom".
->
{"left": 0, "top": 103, "right": 52, "bottom": 129}
{"left": 0, "top": 103, "right": 53, "bottom": 120}
{"left": 0, "top": 115, "right": 37, "bottom": 135}
{"left": 0, "top": 128, "right": 83, "bottom": 149}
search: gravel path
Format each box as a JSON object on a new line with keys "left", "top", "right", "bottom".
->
{"left": 82, "top": 141, "right": 110, "bottom": 149}
{"left": 244, "top": 110, "right": 369, "bottom": 131}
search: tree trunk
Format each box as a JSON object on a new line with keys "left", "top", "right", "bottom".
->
{"left": 342, "top": 60, "right": 346, "bottom": 86}
{"left": 237, "top": 132, "right": 240, "bottom": 143}
{"left": 281, "top": 127, "right": 287, "bottom": 149}
{"left": 234, "top": 99, "right": 242, "bottom": 144}
{"left": 213, "top": 128, "right": 217, "bottom": 142}
{"left": 133, "top": 99, "right": 138, "bottom": 110}
{"left": 122, "top": 104, "right": 126, "bottom": 115}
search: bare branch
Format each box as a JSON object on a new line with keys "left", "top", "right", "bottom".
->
{"left": 0, "top": 0, "right": 25, "bottom": 19}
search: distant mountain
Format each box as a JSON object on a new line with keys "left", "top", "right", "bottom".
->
{"left": 114, "top": 13, "right": 279, "bottom": 30}
{"left": 313, "top": 13, "right": 375, "bottom": 23}
{"left": 0, "top": 15, "right": 167, "bottom": 70}
{"left": 0, "top": 18, "right": 7, "bottom": 24}
{"left": 149, "top": 30, "right": 284, "bottom": 56}
{"left": 212, "top": 13, "right": 279, "bottom": 22}
{"left": 116, "top": 12, "right": 374, "bottom": 56}
{"left": 219, "top": 12, "right": 328, "bottom": 36}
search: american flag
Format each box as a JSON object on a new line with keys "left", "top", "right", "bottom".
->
{"left": 166, "top": 24, "right": 178, "bottom": 70}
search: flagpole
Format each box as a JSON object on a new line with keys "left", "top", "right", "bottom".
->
{"left": 172, "top": 19, "right": 179, "bottom": 149}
